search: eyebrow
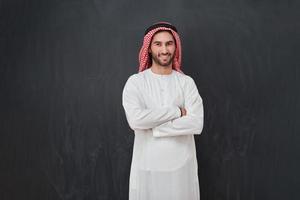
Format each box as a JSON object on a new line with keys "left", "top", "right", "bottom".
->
{"left": 152, "top": 40, "right": 174, "bottom": 44}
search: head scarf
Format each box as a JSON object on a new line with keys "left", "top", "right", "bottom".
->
{"left": 138, "top": 22, "right": 183, "bottom": 73}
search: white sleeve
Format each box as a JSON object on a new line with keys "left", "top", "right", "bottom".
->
{"left": 152, "top": 76, "right": 204, "bottom": 137}
{"left": 122, "top": 75, "right": 181, "bottom": 131}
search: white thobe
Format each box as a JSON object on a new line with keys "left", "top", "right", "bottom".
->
{"left": 122, "top": 68, "right": 204, "bottom": 200}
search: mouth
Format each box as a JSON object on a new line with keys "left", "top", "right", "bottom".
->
{"left": 160, "top": 54, "right": 170, "bottom": 59}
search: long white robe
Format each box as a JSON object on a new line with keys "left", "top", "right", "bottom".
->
{"left": 122, "top": 68, "right": 204, "bottom": 200}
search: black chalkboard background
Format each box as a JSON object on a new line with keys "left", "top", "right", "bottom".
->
{"left": 0, "top": 0, "right": 299, "bottom": 200}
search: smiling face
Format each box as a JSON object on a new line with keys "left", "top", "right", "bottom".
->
{"left": 149, "top": 31, "right": 176, "bottom": 68}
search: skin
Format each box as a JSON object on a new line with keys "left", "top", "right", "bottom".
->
{"left": 149, "top": 31, "right": 186, "bottom": 116}
{"left": 149, "top": 31, "right": 175, "bottom": 75}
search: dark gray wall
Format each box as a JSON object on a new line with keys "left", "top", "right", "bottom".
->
{"left": 0, "top": 0, "right": 299, "bottom": 199}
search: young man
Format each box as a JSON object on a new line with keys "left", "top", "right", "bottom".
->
{"left": 122, "top": 22, "right": 204, "bottom": 200}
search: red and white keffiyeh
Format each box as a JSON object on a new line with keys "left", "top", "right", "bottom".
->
{"left": 138, "top": 23, "right": 183, "bottom": 73}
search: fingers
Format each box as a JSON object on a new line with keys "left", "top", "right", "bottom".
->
{"left": 180, "top": 107, "right": 187, "bottom": 116}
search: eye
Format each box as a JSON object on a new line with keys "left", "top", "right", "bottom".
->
{"left": 166, "top": 41, "right": 174, "bottom": 46}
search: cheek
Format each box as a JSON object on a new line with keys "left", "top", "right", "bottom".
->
{"left": 170, "top": 46, "right": 176, "bottom": 54}
{"left": 149, "top": 46, "right": 157, "bottom": 54}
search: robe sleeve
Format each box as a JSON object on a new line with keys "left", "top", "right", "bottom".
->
{"left": 152, "top": 76, "right": 204, "bottom": 137}
{"left": 122, "top": 75, "right": 181, "bottom": 131}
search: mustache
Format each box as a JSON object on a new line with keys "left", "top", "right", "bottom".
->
{"left": 158, "top": 53, "right": 171, "bottom": 56}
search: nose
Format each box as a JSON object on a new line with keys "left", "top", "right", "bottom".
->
{"left": 161, "top": 45, "right": 168, "bottom": 54}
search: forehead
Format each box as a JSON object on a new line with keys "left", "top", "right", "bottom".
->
{"left": 151, "top": 31, "right": 175, "bottom": 42}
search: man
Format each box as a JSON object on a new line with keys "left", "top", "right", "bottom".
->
{"left": 122, "top": 22, "right": 204, "bottom": 200}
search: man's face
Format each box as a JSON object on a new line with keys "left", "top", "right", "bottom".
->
{"left": 149, "top": 31, "right": 176, "bottom": 67}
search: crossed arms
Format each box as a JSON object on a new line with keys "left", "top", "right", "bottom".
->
{"left": 122, "top": 75, "right": 204, "bottom": 137}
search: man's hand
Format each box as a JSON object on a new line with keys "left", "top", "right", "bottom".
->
{"left": 180, "top": 107, "right": 187, "bottom": 117}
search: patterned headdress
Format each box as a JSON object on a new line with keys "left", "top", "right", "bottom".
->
{"left": 138, "top": 22, "right": 183, "bottom": 73}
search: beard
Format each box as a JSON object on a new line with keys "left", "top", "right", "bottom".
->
{"left": 151, "top": 53, "right": 175, "bottom": 67}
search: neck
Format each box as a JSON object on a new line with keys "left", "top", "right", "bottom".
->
{"left": 150, "top": 63, "right": 173, "bottom": 75}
